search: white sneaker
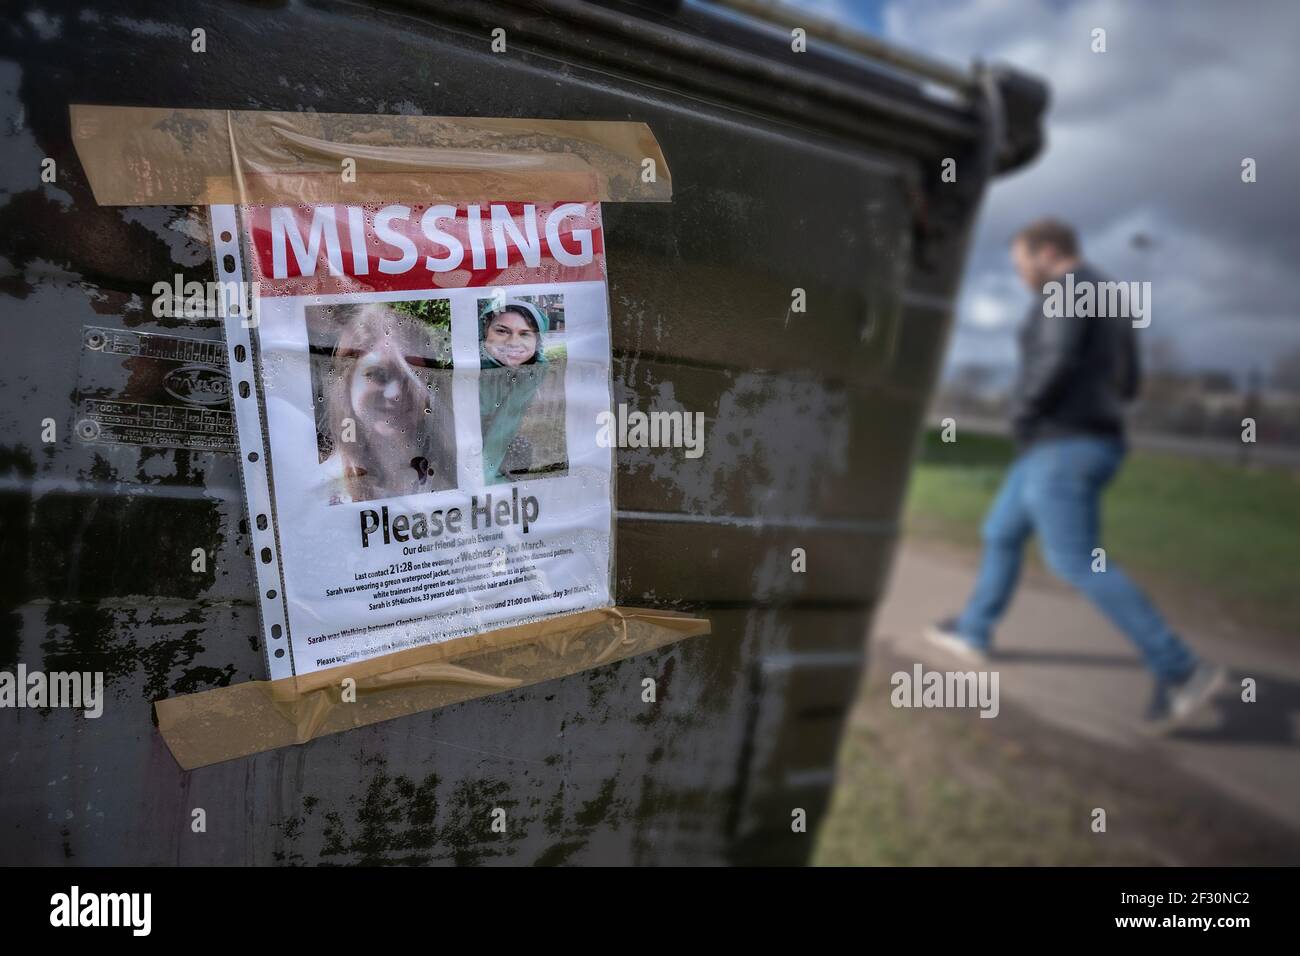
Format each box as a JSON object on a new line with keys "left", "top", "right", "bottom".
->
{"left": 925, "top": 618, "right": 989, "bottom": 665}
{"left": 1169, "top": 662, "right": 1227, "bottom": 724}
{"left": 1144, "top": 662, "right": 1227, "bottom": 734}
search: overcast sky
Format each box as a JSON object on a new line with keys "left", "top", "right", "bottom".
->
{"left": 785, "top": 0, "right": 1300, "bottom": 382}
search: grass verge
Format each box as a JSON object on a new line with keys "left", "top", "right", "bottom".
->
{"left": 906, "top": 429, "right": 1300, "bottom": 641}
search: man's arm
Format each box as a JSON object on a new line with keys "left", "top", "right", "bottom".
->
{"left": 1010, "top": 310, "right": 1087, "bottom": 427}
{"left": 1119, "top": 323, "right": 1141, "bottom": 401}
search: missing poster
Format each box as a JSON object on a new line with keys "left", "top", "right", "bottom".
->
{"left": 229, "top": 202, "right": 614, "bottom": 676}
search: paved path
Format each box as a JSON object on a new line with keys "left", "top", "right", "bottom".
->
{"left": 871, "top": 541, "right": 1300, "bottom": 833}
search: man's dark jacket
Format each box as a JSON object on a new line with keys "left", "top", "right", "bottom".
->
{"left": 1010, "top": 262, "right": 1141, "bottom": 448}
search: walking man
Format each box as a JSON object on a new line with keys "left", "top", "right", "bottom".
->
{"left": 927, "top": 218, "right": 1224, "bottom": 730}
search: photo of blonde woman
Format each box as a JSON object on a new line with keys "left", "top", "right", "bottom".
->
{"left": 308, "top": 300, "right": 456, "bottom": 505}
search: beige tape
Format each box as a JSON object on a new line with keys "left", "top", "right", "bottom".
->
{"left": 155, "top": 607, "right": 708, "bottom": 769}
{"left": 70, "top": 105, "right": 672, "bottom": 205}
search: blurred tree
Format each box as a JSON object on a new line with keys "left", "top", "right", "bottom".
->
{"left": 391, "top": 297, "right": 451, "bottom": 333}
{"left": 1270, "top": 346, "right": 1300, "bottom": 393}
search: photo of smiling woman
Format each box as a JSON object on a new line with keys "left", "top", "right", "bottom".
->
{"left": 478, "top": 295, "right": 569, "bottom": 485}
{"left": 308, "top": 300, "right": 457, "bottom": 506}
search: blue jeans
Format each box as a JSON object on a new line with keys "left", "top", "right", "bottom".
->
{"left": 957, "top": 435, "right": 1197, "bottom": 683}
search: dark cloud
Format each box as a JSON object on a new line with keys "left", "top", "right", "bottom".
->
{"left": 792, "top": 0, "right": 1300, "bottom": 376}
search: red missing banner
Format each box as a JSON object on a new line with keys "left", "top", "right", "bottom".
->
{"left": 245, "top": 201, "right": 605, "bottom": 296}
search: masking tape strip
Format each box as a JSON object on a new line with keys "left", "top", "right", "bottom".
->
{"left": 69, "top": 105, "right": 672, "bottom": 205}
{"left": 155, "top": 606, "right": 709, "bottom": 769}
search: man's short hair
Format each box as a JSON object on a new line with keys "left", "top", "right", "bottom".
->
{"left": 1012, "top": 218, "right": 1080, "bottom": 257}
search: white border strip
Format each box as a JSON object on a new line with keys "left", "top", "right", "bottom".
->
{"left": 210, "top": 204, "right": 295, "bottom": 680}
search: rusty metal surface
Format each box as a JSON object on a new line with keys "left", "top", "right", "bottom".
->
{"left": 0, "top": 0, "right": 1031, "bottom": 864}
